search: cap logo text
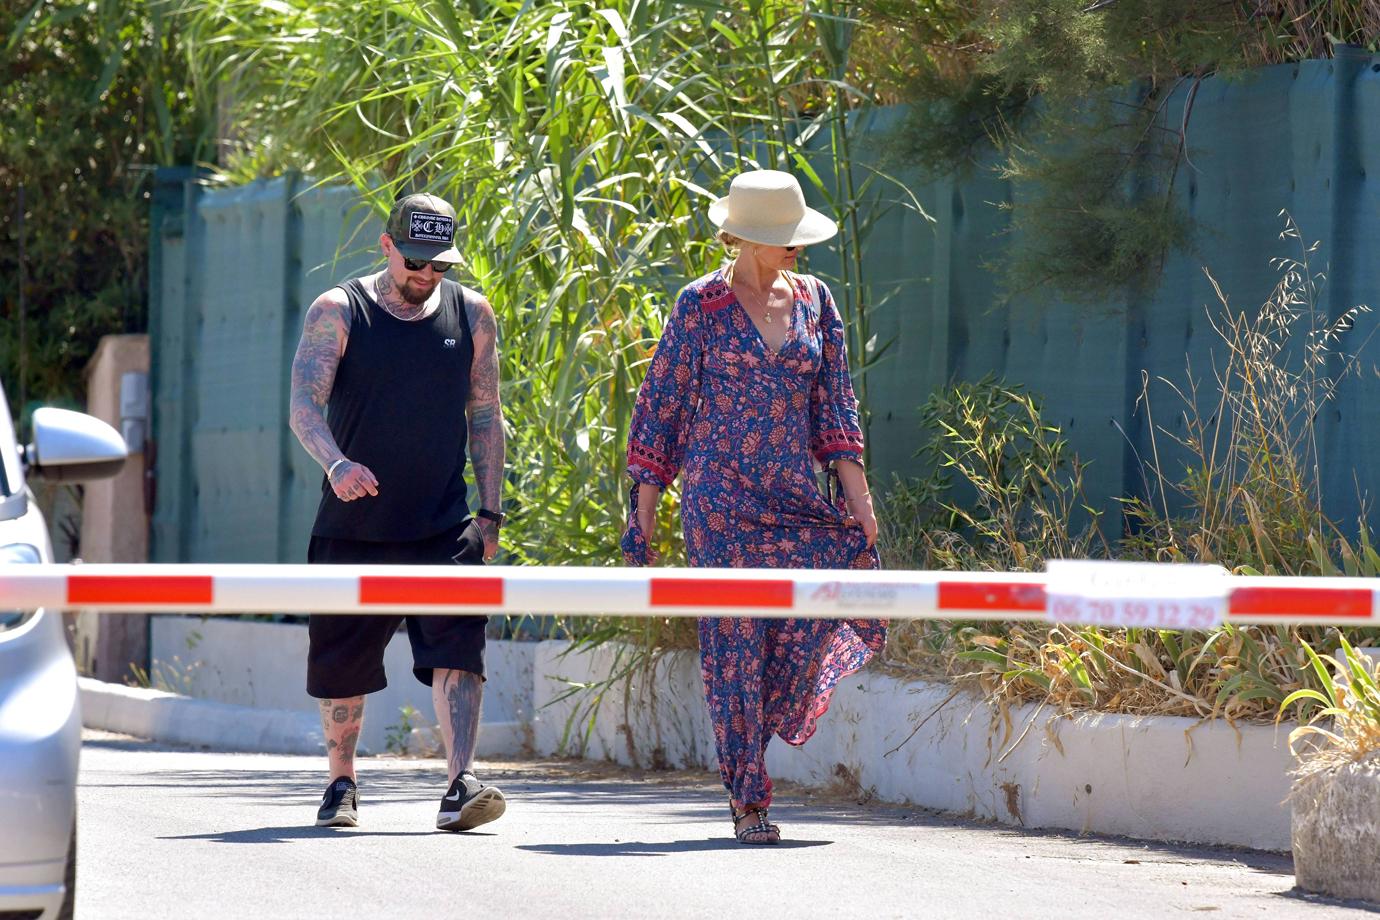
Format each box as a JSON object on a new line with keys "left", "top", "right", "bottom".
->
{"left": 409, "top": 211, "right": 454, "bottom": 243}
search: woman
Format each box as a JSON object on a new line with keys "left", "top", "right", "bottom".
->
{"left": 622, "top": 169, "right": 887, "bottom": 845}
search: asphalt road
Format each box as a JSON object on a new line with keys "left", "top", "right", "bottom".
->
{"left": 75, "top": 732, "right": 1374, "bottom": 920}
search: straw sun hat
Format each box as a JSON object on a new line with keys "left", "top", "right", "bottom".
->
{"left": 707, "top": 170, "right": 838, "bottom": 247}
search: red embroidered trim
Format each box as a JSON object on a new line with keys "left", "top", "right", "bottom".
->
{"left": 628, "top": 441, "right": 675, "bottom": 483}
{"left": 814, "top": 429, "right": 864, "bottom": 456}
{"left": 699, "top": 280, "right": 734, "bottom": 314}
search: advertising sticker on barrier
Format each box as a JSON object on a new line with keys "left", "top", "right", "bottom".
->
{"left": 1045, "top": 560, "right": 1230, "bottom": 630}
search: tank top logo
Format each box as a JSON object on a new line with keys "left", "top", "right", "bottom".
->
{"left": 443, "top": 338, "right": 457, "bottom": 349}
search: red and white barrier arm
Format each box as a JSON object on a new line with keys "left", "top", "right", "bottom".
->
{"left": 0, "top": 564, "right": 1376, "bottom": 624}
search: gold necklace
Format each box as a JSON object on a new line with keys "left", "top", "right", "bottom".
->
{"left": 735, "top": 271, "right": 785, "bottom": 323}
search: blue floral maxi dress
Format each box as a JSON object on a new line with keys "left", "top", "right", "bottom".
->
{"left": 622, "top": 269, "right": 887, "bottom": 808}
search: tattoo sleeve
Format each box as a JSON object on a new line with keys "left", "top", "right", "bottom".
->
{"left": 289, "top": 291, "right": 352, "bottom": 471}
{"left": 444, "top": 670, "right": 483, "bottom": 776}
{"left": 465, "top": 293, "right": 506, "bottom": 511}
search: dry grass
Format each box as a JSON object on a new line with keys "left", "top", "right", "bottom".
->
{"left": 877, "top": 216, "right": 1378, "bottom": 725}
{"left": 1238, "top": 1, "right": 1380, "bottom": 65}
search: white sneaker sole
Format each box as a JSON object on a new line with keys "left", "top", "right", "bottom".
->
{"left": 316, "top": 811, "right": 358, "bottom": 828}
{"left": 436, "top": 786, "right": 506, "bottom": 832}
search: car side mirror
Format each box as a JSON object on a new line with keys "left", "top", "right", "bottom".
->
{"left": 23, "top": 407, "right": 128, "bottom": 483}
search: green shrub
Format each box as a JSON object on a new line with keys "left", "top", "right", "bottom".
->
{"left": 1, "top": 0, "right": 215, "bottom": 419}
{"left": 860, "top": 0, "right": 1380, "bottom": 300}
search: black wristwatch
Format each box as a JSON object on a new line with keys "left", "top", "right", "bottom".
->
{"left": 476, "top": 508, "right": 506, "bottom": 529}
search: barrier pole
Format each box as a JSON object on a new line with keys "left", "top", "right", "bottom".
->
{"left": 0, "top": 564, "right": 1376, "bottom": 625}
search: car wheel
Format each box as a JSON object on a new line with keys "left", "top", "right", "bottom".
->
{"left": 57, "top": 818, "right": 75, "bottom": 920}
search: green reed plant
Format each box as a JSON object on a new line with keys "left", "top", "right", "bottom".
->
{"left": 877, "top": 377, "right": 1116, "bottom": 685}
{"left": 182, "top": 0, "right": 920, "bottom": 567}
{"left": 180, "top": 0, "right": 925, "bottom": 604}
{"left": 177, "top": 3, "right": 927, "bottom": 751}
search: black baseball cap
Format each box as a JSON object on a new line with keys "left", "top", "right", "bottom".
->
{"left": 386, "top": 193, "right": 462, "bottom": 261}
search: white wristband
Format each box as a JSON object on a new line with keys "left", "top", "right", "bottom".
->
{"left": 326, "top": 458, "right": 348, "bottom": 480}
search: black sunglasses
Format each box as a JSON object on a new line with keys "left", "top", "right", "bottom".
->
{"left": 401, "top": 255, "right": 454, "bottom": 273}
{"left": 388, "top": 235, "right": 455, "bottom": 272}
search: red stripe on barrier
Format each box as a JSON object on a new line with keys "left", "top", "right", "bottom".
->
{"left": 938, "top": 581, "right": 1046, "bottom": 612}
{"left": 650, "top": 578, "right": 793, "bottom": 609}
{"left": 359, "top": 576, "right": 504, "bottom": 607}
{"left": 1230, "top": 586, "right": 1373, "bottom": 620}
{"left": 68, "top": 575, "right": 213, "bottom": 605}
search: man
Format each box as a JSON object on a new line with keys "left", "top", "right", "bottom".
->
{"left": 288, "top": 192, "right": 507, "bottom": 832}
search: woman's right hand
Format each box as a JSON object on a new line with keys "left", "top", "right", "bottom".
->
{"left": 628, "top": 482, "right": 662, "bottom": 565}
{"left": 635, "top": 504, "right": 657, "bottom": 543}
{"left": 844, "top": 489, "right": 878, "bottom": 548}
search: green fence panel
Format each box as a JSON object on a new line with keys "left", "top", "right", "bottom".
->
{"left": 184, "top": 180, "right": 293, "bottom": 561}
{"left": 148, "top": 169, "right": 202, "bottom": 564}
{"left": 279, "top": 186, "right": 376, "bottom": 562}
{"left": 1317, "top": 50, "right": 1380, "bottom": 527}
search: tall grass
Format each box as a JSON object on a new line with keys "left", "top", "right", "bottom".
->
{"left": 1123, "top": 213, "right": 1377, "bottom": 576}
{"left": 882, "top": 219, "right": 1379, "bottom": 723}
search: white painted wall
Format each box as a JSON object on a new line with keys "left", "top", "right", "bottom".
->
{"left": 150, "top": 616, "right": 534, "bottom": 756}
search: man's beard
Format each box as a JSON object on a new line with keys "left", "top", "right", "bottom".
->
{"left": 400, "top": 278, "right": 434, "bottom": 305}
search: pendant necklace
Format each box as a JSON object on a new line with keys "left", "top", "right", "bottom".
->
{"left": 740, "top": 271, "right": 784, "bottom": 323}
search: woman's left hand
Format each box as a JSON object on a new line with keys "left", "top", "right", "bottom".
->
{"left": 845, "top": 493, "right": 878, "bottom": 548}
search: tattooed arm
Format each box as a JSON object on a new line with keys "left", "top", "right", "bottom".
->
{"left": 465, "top": 290, "right": 505, "bottom": 560}
{"left": 289, "top": 287, "right": 379, "bottom": 502}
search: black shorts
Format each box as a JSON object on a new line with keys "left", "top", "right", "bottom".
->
{"left": 306, "top": 518, "right": 488, "bottom": 699}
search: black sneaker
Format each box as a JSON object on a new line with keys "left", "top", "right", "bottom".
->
{"left": 316, "top": 776, "right": 358, "bottom": 827}
{"left": 436, "top": 772, "right": 506, "bottom": 832}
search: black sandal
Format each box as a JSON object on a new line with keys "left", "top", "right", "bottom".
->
{"left": 730, "top": 805, "right": 780, "bottom": 845}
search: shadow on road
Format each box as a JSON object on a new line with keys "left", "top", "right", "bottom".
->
{"left": 160, "top": 826, "right": 438, "bottom": 844}
{"left": 516, "top": 838, "right": 830, "bottom": 856}
{"left": 1274, "top": 888, "right": 1380, "bottom": 914}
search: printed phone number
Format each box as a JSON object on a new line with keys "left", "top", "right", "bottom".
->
{"left": 1048, "top": 597, "right": 1221, "bottom": 630}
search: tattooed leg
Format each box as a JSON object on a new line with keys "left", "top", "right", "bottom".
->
{"left": 432, "top": 669, "right": 483, "bottom": 782}
{"left": 319, "top": 696, "right": 365, "bottom": 781}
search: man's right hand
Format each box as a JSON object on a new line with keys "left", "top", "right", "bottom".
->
{"left": 331, "top": 461, "right": 380, "bottom": 502}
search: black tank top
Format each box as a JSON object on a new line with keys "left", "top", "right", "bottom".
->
{"left": 311, "top": 277, "right": 474, "bottom": 541}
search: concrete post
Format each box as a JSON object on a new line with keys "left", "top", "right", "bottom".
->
{"left": 78, "top": 334, "right": 151, "bottom": 683}
{"left": 1292, "top": 755, "right": 1380, "bottom": 904}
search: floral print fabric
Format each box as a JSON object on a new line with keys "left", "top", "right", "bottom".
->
{"left": 623, "top": 268, "right": 887, "bottom": 807}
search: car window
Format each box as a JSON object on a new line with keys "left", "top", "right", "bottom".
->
{"left": 0, "top": 383, "right": 20, "bottom": 498}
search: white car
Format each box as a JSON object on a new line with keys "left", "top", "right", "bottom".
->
{"left": 0, "top": 382, "right": 126, "bottom": 920}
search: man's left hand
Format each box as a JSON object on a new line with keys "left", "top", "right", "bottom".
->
{"left": 477, "top": 518, "right": 499, "bottom": 562}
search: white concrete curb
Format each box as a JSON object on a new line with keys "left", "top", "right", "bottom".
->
{"left": 80, "top": 677, "right": 526, "bottom": 759}
{"left": 80, "top": 677, "right": 324, "bottom": 755}
{"left": 144, "top": 617, "right": 535, "bottom": 756}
